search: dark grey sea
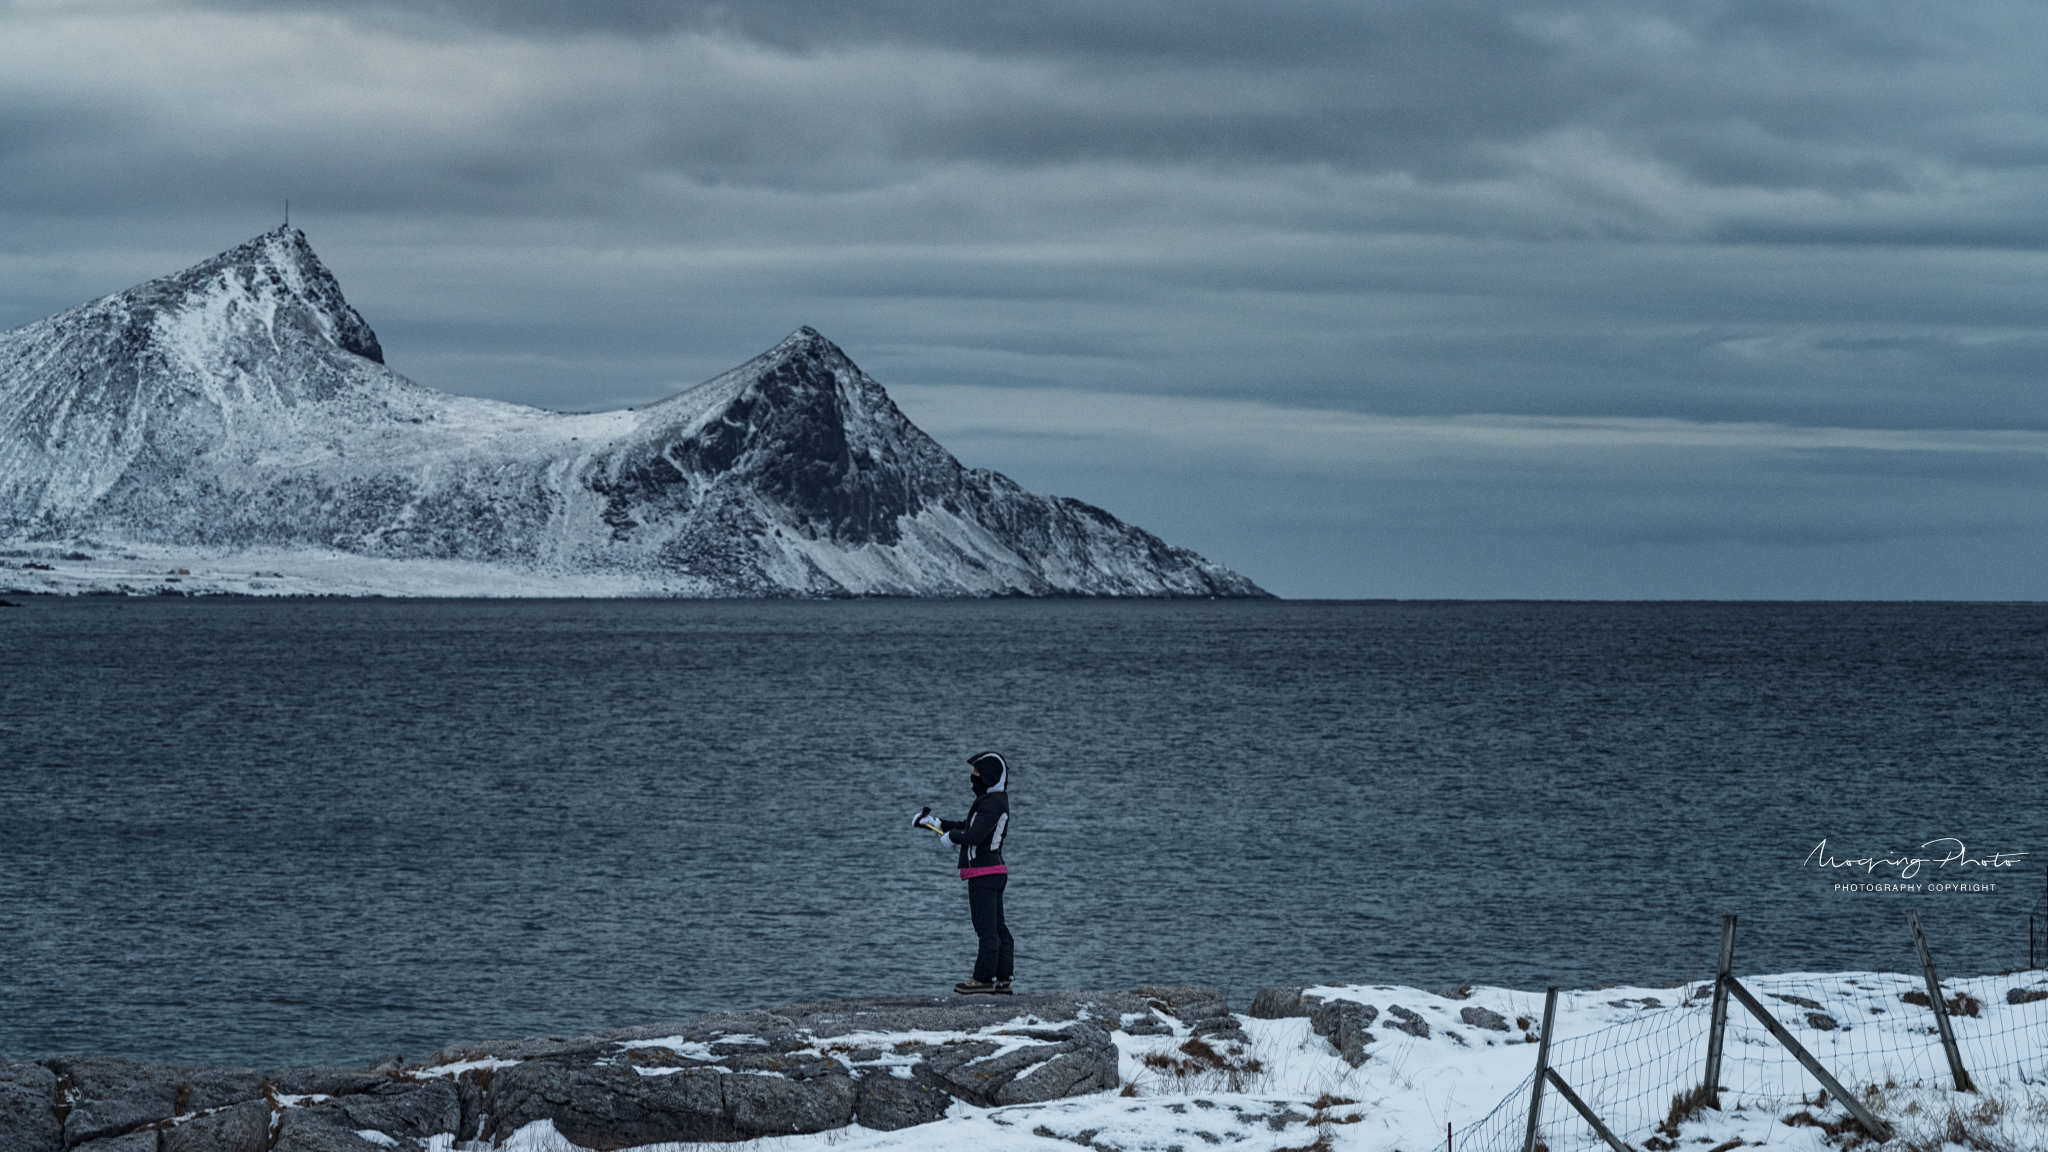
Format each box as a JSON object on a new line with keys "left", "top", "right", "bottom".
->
{"left": 2, "top": 598, "right": 2043, "bottom": 1066}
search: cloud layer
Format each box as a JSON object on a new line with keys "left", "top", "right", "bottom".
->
{"left": 3, "top": 0, "right": 2046, "bottom": 595}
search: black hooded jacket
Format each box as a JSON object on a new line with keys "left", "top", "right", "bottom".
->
{"left": 939, "top": 760, "right": 1010, "bottom": 876}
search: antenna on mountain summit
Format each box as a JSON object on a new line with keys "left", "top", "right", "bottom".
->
{"left": 284, "top": 199, "right": 289, "bottom": 227}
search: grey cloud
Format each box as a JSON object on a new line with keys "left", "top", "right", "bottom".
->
{"left": 10, "top": 0, "right": 2048, "bottom": 238}
{"left": 165, "top": 0, "right": 2043, "bottom": 187}
{"left": 204, "top": 0, "right": 1536, "bottom": 68}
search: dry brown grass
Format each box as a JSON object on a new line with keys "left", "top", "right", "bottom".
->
{"left": 1135, "top": 1036, "right": 1265, "bottom": 1093}
{"left": 1665, "top": 1081, "right": 1715, "bottom": 1128}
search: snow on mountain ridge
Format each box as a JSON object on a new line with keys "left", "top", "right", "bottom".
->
{"left": 0, "top": 230, "right": 1267, "bottom": 597}
{"left": 159, "top": 225, "right": 386, "bottom": 366}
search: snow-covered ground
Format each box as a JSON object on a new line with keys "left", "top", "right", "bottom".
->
{"left": 0, "top": 542, "right": 704, "bottom": 597}
{"left": 448, "top": 972, "right": 2048, "bottom": 1152}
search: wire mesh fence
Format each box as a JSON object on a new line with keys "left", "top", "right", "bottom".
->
{"left": 1450, "top": 919, "right": 2048, "bottom": 1152}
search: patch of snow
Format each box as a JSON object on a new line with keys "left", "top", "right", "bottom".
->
{"left": 617, "top": 1036, "right": 743, "bottom": 1060}
{"left": 413, "top": 1056, "right": 523, "bottom": 1078}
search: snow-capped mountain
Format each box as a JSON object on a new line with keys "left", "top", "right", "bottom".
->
{"left": 0, "top": 228, "right": 1266, "bottom": 597}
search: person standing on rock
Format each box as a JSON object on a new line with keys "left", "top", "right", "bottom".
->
{"left": 913, "top": 751, "right": 1014, "bottom": 994}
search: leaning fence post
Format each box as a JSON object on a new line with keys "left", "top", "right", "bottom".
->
{"left": 1702, "top": 913, "right": 1735, "bottom": 1107}
{"left": 1723, "top": 976, "right": 1894, "bottom": 1141}
{"left": 1522, "top": 986, "right": 1560, "bottom": 1152}
{"left": 1909, "top": 909, "right": 1977, "bottom": 1092}
{"left": 1544, "top": 1067, "right": 1635, "bottom": 1152}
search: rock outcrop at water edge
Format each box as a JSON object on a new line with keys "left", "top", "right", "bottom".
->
{"left": 3, "top": 987, "right": 1248, "bottom": 1151}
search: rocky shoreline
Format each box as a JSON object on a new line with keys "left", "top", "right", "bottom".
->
{"left": 18, "top": 975, "right": 2012, "bottom": 1152}
{"left": 0, "top": 986, "right": 1295, "bottom": 1152}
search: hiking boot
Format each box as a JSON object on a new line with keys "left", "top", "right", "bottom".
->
{"left": 954, "top": 979, "right": 1007, "bottom": 995}
{"left": 995, "top": 978, "right": 1014, "bottom": 993}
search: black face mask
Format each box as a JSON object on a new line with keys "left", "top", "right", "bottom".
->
{"left": 971, "top": 771, "right": 987, "bottom": 796}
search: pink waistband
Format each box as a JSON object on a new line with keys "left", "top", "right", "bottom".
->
{"left": 959, "top": 865, "right": 1010, "bottom": 879}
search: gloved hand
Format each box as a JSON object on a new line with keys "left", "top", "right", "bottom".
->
{"left": 913, "top": 807, "right": 944, "bottom": 834}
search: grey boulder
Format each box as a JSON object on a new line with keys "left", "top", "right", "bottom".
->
{"left": 912, "top": 1022, "right": 1117, "bottom": 1108}
{"left": 998, "top": 1050, "right": 1116, "bottom": 1105}
{"left": 1383, "top": 1005, "right": 1430, "bottom": 1039}
{"left": 995, "top": 1024, "right": 1118, "bottom": 1106}
{"left": 1306, "top": 1000, "right": 1378, "bottom": 1067}
{"left": 0, "top": 1061, "right": 62, "bottom": 1152}
{"left": 1248, "top": 986, "right": 1311, "bottom": 1020}
{"left": 1121, "top": 1014, "right": 1174, "bottom": 1037}
{"left": 724, "top": 1064, "right": 858, "bottom": 1137}
{"left": 272, "top": 1111, "right": 402, "bottom": 1152}
{"left": 484, "top": 1062, "right": 728, "bottom": 1149}
{"left": 483, "top": 1056, "right": 856, "bottom": 1149}
{"left": 1460, "top": 1006, "right": 1510, "bottom": 1032}
{"left": 1134, "top": 986, "right": 1245, "bottom": 1045}
{"left": 157, "top": 1081, "right": 461, "bottom": 1152}
{"left": 162, "top": 1098, "right": 274, "bottom": 1152}
{"left": 43, "top": 1057, "right": 265, "bottom": 1148}
{"left": 1133, "top": 986, "right": 1231, "bottom": 1022}
{"left": 301, "top": 1080, "right": 460, "bottom": 1143}
{"left": 853, "top": 1072, "right": 953, "bottom": 1131}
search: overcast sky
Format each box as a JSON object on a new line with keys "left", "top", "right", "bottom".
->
{"left": 4, "top": 0, "right": 2047, "bottom": 597}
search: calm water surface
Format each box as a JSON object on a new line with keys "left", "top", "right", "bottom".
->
{"left": 1, "top": 598, "right": 2042, "bottom": 1065}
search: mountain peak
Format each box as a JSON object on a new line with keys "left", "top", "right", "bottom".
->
{"left": 759, "top": 325, "right": 844, "bottom": 364}
{"left": 149, "top": 226, "right": 385, "bottom": 365}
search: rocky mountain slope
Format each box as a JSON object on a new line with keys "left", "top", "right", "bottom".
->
{"left": 0, "top": 228, "right": 1265, "bottom": 597}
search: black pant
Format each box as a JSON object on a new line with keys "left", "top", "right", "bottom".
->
{"left": 967, "top": 874, "right": 1014, "bottom": 982}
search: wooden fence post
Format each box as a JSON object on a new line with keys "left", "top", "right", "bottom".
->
{"left": 1522, "top": 986, "right": 1560, "bottom": 1152}
{"left": 1909, "top": 909, "right": 1977, "bottom": 1092}
{"left": 1723, "top": 977, "right": 1893, "bottom": 1141}
{"left": 1702, "top": 913, "right": 1735, "bottom": 1107}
